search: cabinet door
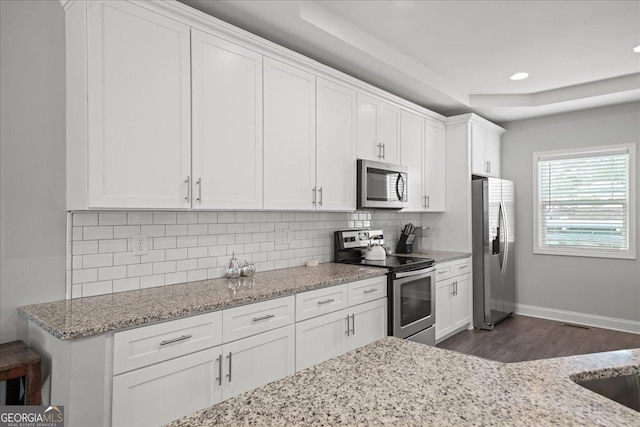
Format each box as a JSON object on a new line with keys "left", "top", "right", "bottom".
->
{"left": 347, "top": 299, "right": 387, "bottom": 351}
{"left": 191, "top": 29, "right": 263, "bottom": 209}
{"left": 112, "top": 347, "right": 222, "bottom": 427}
{"left": 316, "top": 78, "right": 357, "bottom": 211}
{"left": 86, "top": 1, "right": 191, "bottom": 209}
{"left": 295, "top": 309, "right": 349, "bottom": 371}
{"left": 450, "top": 275, "right": 471, "bottom": 330}
{"left": 356, "top": 94, "right": 380, "bottom": 161}
{"left": 435, "top": 282, "right": 452, "bottom": 340}
{"left": 400, "top": 110, "right": 425, "bottom": 211}
{"left": 470, "top": 123, "right": 486, "bottom": 176}
{"left": 222, "top": 325, "right": 295, "bottom": 400}
{"left": 484, "top": 130, "right": 501, "bottom": 177}
{"left": 378, "top": 102, "right": 401, "bottom": 164}
{"left": 424, "top": 121, "right": 446, "bottom": 211}
{"left": 263, "top": 58, "right": 316, "bottom": 210}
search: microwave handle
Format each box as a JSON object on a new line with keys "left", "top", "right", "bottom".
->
{"left": 396, "top": 173, "right": 405, "bottom": 201}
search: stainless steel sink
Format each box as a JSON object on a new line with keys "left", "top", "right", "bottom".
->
{"left": 575, "top": 374, "right": 640, "bottom": 412}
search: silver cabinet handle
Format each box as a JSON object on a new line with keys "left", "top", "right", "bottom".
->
{"left": 425, "top": 195, "right": 430, "bottom": 209}
{"left": 253, "top": 314, "right": 275, "bottom": 322}
{"left": 184, "top": 177, "right": 190, "bottom": 202}
{"left": 159, "top": 334, "right": 192, "bottom": 346}
{"left": 196, "top": 178, "right": 202, "bottom": 203}
{"left": 381, "top": 143, "right": 386, "bottom": 159}
{"left": 363, "top": 288, "right": 377, "bottom": 294}
{"left": 216, "top": 354, "right": 222, "bottom": 386}
{"left": 312, "top": 186, "right": 317, "bottom": 206}
{"left": 226, "top": 352, "right": 232, "bottom": 383}
{"left": 350, "top": 313, "right": 355, "bottom": 335}
{"left": 422, "top": 195, "right": 426, "bottom": 208}
{"left": 377, "top": 143, "right": 383, "bottom": 159}
{"left": 317, "top": 298, "right": 334, "bottom": 305}
{"left": 487, "top": 161, "right": 491, "bottom": 173}
{"left": 437, "top": 270, "right": 447, "bottom": 275}
{"left": 459, "top": 265, "right": 469, "bottom": 269}
{"left": 319, "top": 186, "right": 323, "bottom": 207}
{"left": 345, "top": 316, "right": 350, "bottom": 336}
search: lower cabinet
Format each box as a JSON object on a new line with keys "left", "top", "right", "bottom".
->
{"left": 435, "top": 258, "right": 472, "bottom": 342}
{"left": 112, "top": 347, "right": 222, "bottom": 427}
{"left": 296, "top": 298, "right": 387, "bottom": 371}
{"left": 112, "top": 325, "right": 295, "bottom": 426}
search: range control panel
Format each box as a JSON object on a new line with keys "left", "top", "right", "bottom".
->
{"left": 337, "top": 229, "right": 385, "bottom": 249}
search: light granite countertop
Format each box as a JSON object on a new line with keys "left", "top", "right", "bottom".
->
{"left": 18, "top": 263, "right": 386, "bottom": 340}
{"left": 394, "top": 249, "right": 471, "bottom": 263}
{"left": 168, "top": 337, "right": 640, "bottom": 426}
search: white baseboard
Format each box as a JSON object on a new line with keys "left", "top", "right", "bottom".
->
{"left": 516, "top": 304, "right": 640, "bottom": 335}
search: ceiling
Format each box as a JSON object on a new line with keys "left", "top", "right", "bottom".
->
{"left": 179, "top": 0, "right": 640, "bottom": 124}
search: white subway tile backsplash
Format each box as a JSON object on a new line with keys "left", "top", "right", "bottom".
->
{"left": 128, "top": 212, "right": 153, "bottom": 225}
{"left": 127, "top": 263, "right": 153, "bottom": 277}
{"left": 84, "top": 226, "right": 114, "bottom": 240}
{"left": 99, "top": 212, "right": 127, "bottom": 226}
{"left": 73, "top": 212, "right": 98, "bottom": 226}
{"left": 99, "top": 239, "right": 127, "bottom": 253}
{"left": 165, "top": 248, "right": 188, "bottom": 261}
{"left": 165, "top": 224, "right": 188, "bottom": 236}
{"left": 154, "top": 212, "right": 177, "bottom": 224}
{"left": 113, "top": 277, "right": 140, "bottom": 293}
{"left": 69, "top": 209, "right": 421, "bottom": 298}
{"left": 165, "top": 271, "right": 187, "bottom": 285}
{"left": 83, "top": 281, "right": 113, "bottom": 297}
{"left": 99, "top": 266, "right": 127, "bottom": 281}
{"left": 83, "top": 253, "right": 113, "bottom": 268}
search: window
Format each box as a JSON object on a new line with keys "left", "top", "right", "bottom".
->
{"left": 533, "top": 143, "right": 636, "bottom": 259}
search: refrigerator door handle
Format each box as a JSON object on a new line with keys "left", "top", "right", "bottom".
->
{"left": 500, "top": 201, "right": 509, "bottom": 275}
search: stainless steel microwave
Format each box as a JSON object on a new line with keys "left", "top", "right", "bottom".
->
{"left": 357, "top": 159, "right": 408, "bottom": 209}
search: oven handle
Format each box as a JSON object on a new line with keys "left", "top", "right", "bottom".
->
{"left": 394, "top": 267, "right": 435, "bottom": 279}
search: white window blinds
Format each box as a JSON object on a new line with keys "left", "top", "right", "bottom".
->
{"left": 535, "top": 145, "right": 635, "bottom": 258}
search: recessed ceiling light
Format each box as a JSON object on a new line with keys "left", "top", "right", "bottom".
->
{"left": 510, "top": 72, "right": 529, "bottom": 81}
{"left": 634, "top": 45, "right": 640, "bottom": 53}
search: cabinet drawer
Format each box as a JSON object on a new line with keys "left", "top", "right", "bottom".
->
{"left": 222, "top": 296, "right": 294, "bottom": 343}
{"left": 295, "top": 284, "right": 348, "bottom": 322}
{"left": 436, "top": 257, "right": 471, "bottom": 281}
{"left": 347, "top": 276, "right": 387, "bottom": 307}
{"left": 113, "top": 311, "right": 222, "bottom": 375}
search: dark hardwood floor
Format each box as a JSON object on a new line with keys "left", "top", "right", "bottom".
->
{"left": 437, "top": 315, "right": 640, "bottom": 363}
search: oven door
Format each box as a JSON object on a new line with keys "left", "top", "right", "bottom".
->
{"left": 392, "top": 267, "right": 435, "bottom": 339}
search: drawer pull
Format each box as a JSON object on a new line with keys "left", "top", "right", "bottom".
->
{"left": 317, "top": 298, "right": 335, "bottom": 305}
{"left": 437, "top": 270, "right": 447, "bottom": 275}
{"left": 159, "top": 334, "right": 192, "bottom": 346}
{"left": 252, "top": 314, "right": 275, "bottom": 322}
{"left": 459, "top": 265, "right": 469, "bottom": 269}
{"left": 363, "top": 288, "right": 377, "bottom": 294}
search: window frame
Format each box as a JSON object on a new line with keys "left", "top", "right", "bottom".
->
{"left": 532, "top": 143, "right": 636, "bottom": 260}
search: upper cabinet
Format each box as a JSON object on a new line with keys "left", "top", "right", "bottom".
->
{"left": 83, "top": 0, "right": 191, "bottom": 209}
{"left": 470, "top": 122, "right": 501, "bottom": 178}
{"left": 357, "top": 94, "right": 401, "bottom": 165}
{"left": 64, "top": 0, "right": 447, "bottom": 211}
{"left": 191, "top": 29, "right": 263, "bottom": 210}
{"left": 400, "top": 111, "right": 446, "bottom": 212}
{"left": 316, "top": 78, "right": 357, "bottom": 211}
{"left": 263, "top": 58, "right": 316, "bottom": 210}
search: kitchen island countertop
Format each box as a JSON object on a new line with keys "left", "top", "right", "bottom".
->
{"left": 168, "top": 337, "right": 640, "bottom": 426}
{"left": 18, "top": 263, "right": 386, "bottom": 340}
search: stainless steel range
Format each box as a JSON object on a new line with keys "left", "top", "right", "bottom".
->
{"left": 334, "top": 229, "right": 436, "bottom": 346}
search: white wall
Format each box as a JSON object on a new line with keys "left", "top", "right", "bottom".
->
{"left": 0, "top": 0, "right": 66, "bottom": 343}
{"left": 502, "top": 102, "right": 640, "bottom": 324}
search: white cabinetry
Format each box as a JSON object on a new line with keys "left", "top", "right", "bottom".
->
{"left": 81, "top": 0, "right": 191, "bottom": 209}
{"left": 435, "top": 258, "right": 472, "bottom": 341}
{"left": 316, "top": 78, "right": 358, "bottom": 211}
{"left": 263, "top": 58, "right": 316, "bottom": 210}
{"left": 471, "top": 122, "right": 501, "bottom": 177}
{"left": 191, "top": 29, "right": 263, "bottom": 210}
{"left": 357, "top": 94, "right": 401, "bottom": 164}
{"left": 295, "top": 277, "right": 387, "bottom": 371}
{"left": 400, "top": 111, "right": 446, "bottom": 212}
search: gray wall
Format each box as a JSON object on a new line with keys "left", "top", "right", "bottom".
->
{"left": 0, "top": 0, "right": 66, "bottom": 343}
{"left": 502, "top": 102, "right": 640, "bottom": 322}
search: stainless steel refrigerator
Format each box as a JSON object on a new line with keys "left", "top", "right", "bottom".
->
{"left": 472, "top": 176, "right": 515, "bottom": 330}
